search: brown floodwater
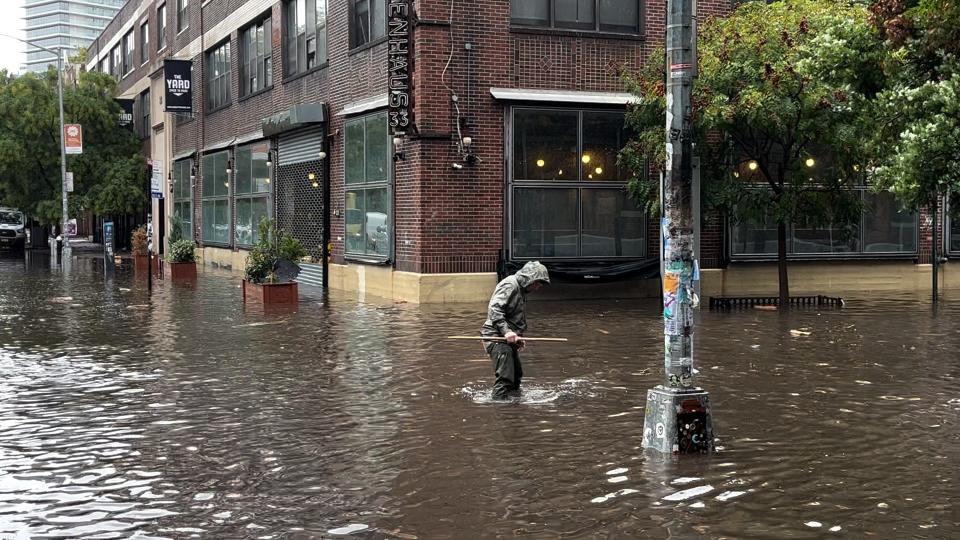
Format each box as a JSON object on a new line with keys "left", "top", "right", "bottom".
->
{"left": 0, "top": 253, "right": 957, "bottom": 539}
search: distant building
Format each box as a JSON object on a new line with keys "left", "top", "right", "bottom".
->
{"left": 22, "top": 0, "right": 123, "bottom": 73}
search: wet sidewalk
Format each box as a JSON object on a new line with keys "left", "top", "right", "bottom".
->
{"left": 0, "top": 255, "right": 956, "bottom": 538}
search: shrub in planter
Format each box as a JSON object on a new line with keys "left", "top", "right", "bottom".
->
{"left": 131, "top": 226, "right": 149, "bottom": 272}
{"left": 243, "top": 219, "right": 307, "bottom": 303}
{"left": 166, "top": 239, "right": 197, "bottom": 280}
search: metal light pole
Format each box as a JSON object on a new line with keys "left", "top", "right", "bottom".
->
{"left": 641, "top": 0, "right": 714, "bottom": 454}
{"left": 1, "top": 35, "right": 71, "bottom": 263}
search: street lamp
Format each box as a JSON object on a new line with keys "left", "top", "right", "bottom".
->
{"left": 0, "top": 34, "right": 71, "bottom": 262}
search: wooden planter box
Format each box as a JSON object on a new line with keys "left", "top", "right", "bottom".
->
{"left": 242, "top": 280, "right": 298, "bottom": 304}
{"left": 134, "top": 253, "right": 149, "bottom": 273}
{"left": 167, "top": 261, "right": 197, "bottom": 280}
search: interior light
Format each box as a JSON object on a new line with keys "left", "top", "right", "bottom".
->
{"left": 536, "top": 159, "right": 545, "bottom": 168}
{"left": 733, "top": 171, "right": 740, "bottom": 178}
{"left": 748, "top": 161, "right": 758, "bottom": 171}
{"left": 308, "top": 173, "right": 316, "bottom": 180}
{"left": 806, "top": 157, "right": 816, "bottom": 168}
{"left": 588, "top": 174, "right": 594, "bottom": 179}
{"left": 595, "top": 167, "right": 603, "bottom": 175}
{"left": 312, "top": 181, "right": 319, "bottom": 188}
{"left": 581, "top": 154, "right": 592, "bottom": 164}
{"left": 558, "top": 169, "right": 563, "bottom": 175}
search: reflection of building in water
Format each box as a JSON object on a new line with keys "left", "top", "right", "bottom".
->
{"left": 84, "top": 0, "right": 953, "bottom": 302}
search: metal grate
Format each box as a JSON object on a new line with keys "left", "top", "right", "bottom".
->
{"left": 275, "top": 159, "right": 325, "bottom": 260}
{"left": 709, "top": 295, "right": 844, "bottom": 310}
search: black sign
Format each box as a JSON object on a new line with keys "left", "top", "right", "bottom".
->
{"left": 116, "top": 99, "right": 134, "bottom": 129}
{"left": 164, "top": 59, "right": 193, "bottom": 114}
{"left": 387, "top": 0, "right": 412, "bottom": 135}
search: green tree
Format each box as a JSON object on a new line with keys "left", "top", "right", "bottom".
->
{"left": 0, "top": 67, "right": 146, "bottom": 228}
{"left": 622, "top": 0, "right": 883, "bottom": 305}
{"left": 867, "top": 1, "right": 960, "bottom": 212}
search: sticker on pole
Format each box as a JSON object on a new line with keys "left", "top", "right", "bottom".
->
{"left": 64, "top": 124, "right": 82, "bottom": 155}
{"left": 670, "top": 63, "right": 692, "bottom": 79}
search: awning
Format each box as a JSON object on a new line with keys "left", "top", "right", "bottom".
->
{"left": 262, "top": 103, "right": 327, "bottom": 137}
{"left": 490, "top": 87, "right": 637, "bottom": 105}
{"left": 339, "top": 94, "right": 388, "bottom": 116}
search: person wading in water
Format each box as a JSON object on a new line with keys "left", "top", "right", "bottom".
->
{"left": 481, "top": 261, "right": 550, "bottom": 400}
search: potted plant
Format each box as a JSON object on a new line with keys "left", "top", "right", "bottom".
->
{"left": 131, "top": 225, "right": 149, "bottom": 273}
{"left": 165, "top": 216, "right": 197, "bottom": 280}
{"left": 242, "top": 218, "right": 307, "bottom": 304}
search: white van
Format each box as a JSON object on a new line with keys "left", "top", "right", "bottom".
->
{"left": 0, "top": 207, "right": 26, "bottom": 251}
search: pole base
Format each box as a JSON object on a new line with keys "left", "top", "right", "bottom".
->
{"left": 642, "top": 385, "right": 714, "bottom": 454}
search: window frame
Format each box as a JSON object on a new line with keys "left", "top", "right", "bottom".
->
{"left": 510, "top": 0, "right": 644, "bottom": 36}
{"left": 110, "top": 45, "right": 121, "bottom": 79}
{"left": 206, "top": 40, "right": 232, "bottom": 113}
{"left": 240, "top": 15, "right": 273, "bottom": 98}
{"left": 201, "top": 150, "right": 232, "bottom": 246}
{"left": 349, "top": 0, "right": 386, "bottom": 51}
{"left": 343, "top": 110, "right": 392, "bottom": 262}
{"left": 172, "top": 158, "right": 194, "bottom": 241}
{"left": 233, "top": 142, "right": 273, "bottom": 248}
{"left": 139, "top": 89, "right": 151, "bottom": 139}
{"left": 507, "top": 105, "right": 647, "bottom": 261}
{"left": 122, "top": 30, "right": 134, "bottom": 76}
{"left": 177, "top": 0, "right": 189, "bottom": 34}
{"left": 282, "top": 0, "right": 329, "bottom": 80}
{"left": 140, "top": 21, "right": 149, "bottom": 65}
{"left": 728, "top": 186, "right": 921, "bottom": 260}
{"left": 157, "top": 3, "right": 167, "bottom": 51}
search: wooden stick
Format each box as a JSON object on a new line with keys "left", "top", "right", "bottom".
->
{"left": 447, "top": 335, "right": 568, "bottom": 342}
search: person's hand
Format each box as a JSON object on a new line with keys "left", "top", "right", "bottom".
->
{"left": 504, "top": 331, "right": 519, "bottom": 344}
{"left": 517, "top": 338, "right": 526, "bottom": 351}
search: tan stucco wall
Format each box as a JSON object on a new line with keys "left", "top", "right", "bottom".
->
{"left": 327, "top": 264, "right": 498, "bottom": 303}
{"left": 197, "top": 246, "right": 247, "bottom": 273}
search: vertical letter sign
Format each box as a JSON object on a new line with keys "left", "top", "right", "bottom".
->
{"left": 164, "top": 59, "right": 193, "bottom": 114}
{"left": 64, "top": 124, "right": 82, "bottom": 155}
{"left": 387, "top": 0, "right": 413, "bottom": 135}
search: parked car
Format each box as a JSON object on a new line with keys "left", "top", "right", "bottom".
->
{"left": 0, "top": 208, "right": 26, "bottom": 251}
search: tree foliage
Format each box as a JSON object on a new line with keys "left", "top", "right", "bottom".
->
{"left": 622, "top": 0, "right": 883, "bottom": 300}
{"left": 867, "top": 0, "right": 960, "bottom": 210}
{"left": 0, "top": 67, "right": 146, "bottom": 226}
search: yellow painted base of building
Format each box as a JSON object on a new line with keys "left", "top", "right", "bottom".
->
{"left": 196, "top": 246, "right": 248, "bottom": 273}
{"left": 701, "top": 260, "right": 959, "bottom": 298}
{"left": 327, "top": 264, "right": 498, "bottom": 303}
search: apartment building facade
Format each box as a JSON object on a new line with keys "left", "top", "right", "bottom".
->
{"left": 24, "top": 0, "right": 124, "bottom": 72}
{"left": 84, "top": 0, "right": 948, "bottom": 303}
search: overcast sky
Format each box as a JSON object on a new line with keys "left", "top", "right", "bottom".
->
{"left": 0, "top": 1, "right": 26, "bottom": 74}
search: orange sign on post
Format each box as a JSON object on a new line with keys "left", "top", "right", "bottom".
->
{"left": 64, "top": 124, "right": 82, "bottom": 155}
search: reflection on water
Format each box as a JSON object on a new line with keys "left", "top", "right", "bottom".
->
{"left": 0, "top": 255, "right": 957, "bottom": 538}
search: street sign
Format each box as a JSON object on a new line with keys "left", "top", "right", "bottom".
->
{"left": 64, "top": 124, "right": 82, "bottom": 155}
{"left": 103, "top": 221, "right": 115, "bottom": 276}
{"left": 150, "top": 160, "right": 164, "bottom": 198}
{"left": 65, "top": 218, "right": 77, "bottom": 237}
{"left": 65, "top": 171, "right": 74, "bottom": 192}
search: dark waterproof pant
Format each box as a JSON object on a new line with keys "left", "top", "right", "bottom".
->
{"left": 489, "top": 342, "right": 523, "bottom": 400}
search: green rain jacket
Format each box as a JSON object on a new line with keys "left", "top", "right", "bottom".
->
{"left": 481, "top": 261, "right": 550, "bottom": 351}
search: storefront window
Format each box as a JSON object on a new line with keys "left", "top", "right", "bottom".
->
{"left": 730, "top": 190, "right": 917, "bottom": 257}
{"left": 172, "top": 159, "right": 193, "bottom": 240}
{"left": 201, "top": 151, "right": 231, "bottom": 244}
{"left": 234, "top": 143, "right": 271, "bottom": 246}
{"left": 344, "top": 110, "right": 390, "bottom": 259}
{"left": 510, "top": 107, "right": 644, "bottom": 260}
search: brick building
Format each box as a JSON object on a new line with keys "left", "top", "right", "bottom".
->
{"left": 84, "top": 0, "right": 946, "bottom": 303}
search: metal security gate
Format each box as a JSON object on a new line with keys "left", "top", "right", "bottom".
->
{"left": 276, "top": 128, "right": 326, "bottom": 262}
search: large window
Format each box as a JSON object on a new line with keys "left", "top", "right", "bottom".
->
{"left": 139, "top": 89, "right": 150, "bottom": 139}
{"left": 177, "top": 0, "right": 189, "bottom": 33}
{"left": 157, "top": 4, "right": 167, "bottom": 50}
{"left": 234, "top": 142, "right": 272, "bottom": 246}
{"left": 110, "top": 45, "right": 121, "bottom": 79}
{"left": 730, "top": 190, "right": 918, "bottom": 257}
{"left": 206, "top": 41, "right": 231, "bottom": 111}
{"left": 284, "top": 0, "right": 327, "bottom": 77}
{"left": 140, "top": 21, "right": 149, "bottom": 64}
{"left": 345, "top": 111, "right": 390, "bottom": 259}
{"left": 510, "top": 108, "right": 644, "bottom": 259}
{"left": 241, "top": 17, "right": 272, "bottom": 96}
{"left": 202, "top": 151, "right": 231, "bottom": 245}
{"left": 123, "top": 29, "right": 134, "bottom": 75}
{"left": 350, "top": 0, "right": 385, "bottom": 49}
{"left": 511, "top": 0, "right": 642, "bottom": 34}
{"left": 172, "top": 159, "right": 193, "bottom": 241}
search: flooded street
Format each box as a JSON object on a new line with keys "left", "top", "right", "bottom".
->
{"left": 0, "top": 255, "right": 957, "bottom": 539}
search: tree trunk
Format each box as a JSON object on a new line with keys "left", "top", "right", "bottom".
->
{"left": 777, "top": 222, "right": 790, "bottom": 308}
